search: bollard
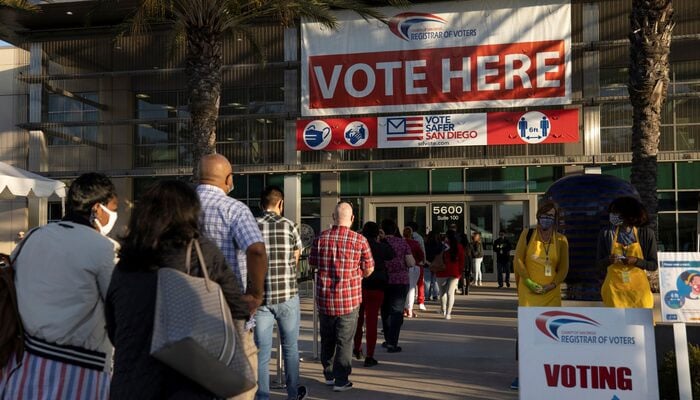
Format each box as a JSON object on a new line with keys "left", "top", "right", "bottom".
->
{"left": 271, "top": 326, "right": 286, "bottom": 389}
{"left": 312, "top": 269, "right": 319, "bottom": 360}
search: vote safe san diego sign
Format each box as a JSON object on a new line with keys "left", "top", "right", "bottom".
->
{"left": 518, "top": 307, "right": 658, "bottom": 400}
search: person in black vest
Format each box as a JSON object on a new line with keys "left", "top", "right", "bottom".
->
{"left": 353, "top": 221, "right": 395, "bottom": 367}
{"left": 494, "top": 231, "right": 513, "bottom": 288}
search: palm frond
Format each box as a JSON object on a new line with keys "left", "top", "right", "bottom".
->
{"left": 226, "top": 23, "right": 268, "bottom": 65}
{"left": 0, "top": 0, "right": 39, "bottom": 12}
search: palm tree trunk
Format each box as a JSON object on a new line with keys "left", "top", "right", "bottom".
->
{"left": 186, "top": 26, "right": 223, "bottom": 180}
{"left": 628, "top": 0, "right": 673, "bottom": 291}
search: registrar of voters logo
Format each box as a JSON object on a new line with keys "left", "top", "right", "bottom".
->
{"left": 517, "top": 111, "right": 553, "bottom": 144}
{"left": 344, "top": 121, "right": 369, "bottom": 147}
{"left": 388, "top": 13, "right": 446, "bottom": 41}
{"left": 303, "top": 120, "right": 332, "bottom": 150}
{"left": 536, "top": 311, "right": 600, "bottom": 341}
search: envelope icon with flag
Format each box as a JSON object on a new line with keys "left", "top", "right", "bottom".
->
{"left": 387, "top": 118, "right": 406, "bottom": 134}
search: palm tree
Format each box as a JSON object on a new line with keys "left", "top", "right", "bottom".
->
{"left": 127, "top": 0, "right": 398, "bottom": 179}
{"left": 628, "top": 0, "right": 674, "bottom": 230}
{"left": 628, "top": 0, "right": 674, "bottom": 291}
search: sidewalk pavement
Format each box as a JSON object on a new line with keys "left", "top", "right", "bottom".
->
{"left": 266, "top": 283, "right": 520, "bottom": 400}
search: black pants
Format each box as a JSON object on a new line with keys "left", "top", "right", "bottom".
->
{"left": 381, "top": 284, "right": 409, "bottom": 347}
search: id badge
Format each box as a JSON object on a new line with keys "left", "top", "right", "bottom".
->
{"left": 544, "top": 262, "right": 552, "bottom": 277}
{"left": 621, "top": 270, "right": 631, "bottom": 284}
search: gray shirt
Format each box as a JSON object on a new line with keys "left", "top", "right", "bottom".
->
{"left": 14, "top": 221, "right": 117, "bottom": 370}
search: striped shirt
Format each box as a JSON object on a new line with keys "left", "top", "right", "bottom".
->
{"left": 309, "top": 226, "right": 374, "bottom": 316}
{"left": 257, "top": 211, "right": 303, "bottom": 305}
{"left": 196, "top": 184, "right": 264, "bottom": 291}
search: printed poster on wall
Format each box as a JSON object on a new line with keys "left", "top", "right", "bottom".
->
{"left": 301, "top": 0, "right": 572, "bottom": 116}
{"left": 296, "top": 109, "right": 578, "bottom": 151}
{"left": 519, "top": 307, "right": 658, "bottom": 400}
{"left": 658, "top": 252, "right": 700, "bottom": 323}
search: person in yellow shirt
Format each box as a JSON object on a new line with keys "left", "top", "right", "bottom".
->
{"left": 596, "top": 196, "right": 658, "bottom": 308}
{"left": 511, "top": 200, "right": 569, "bottom": 390}
{"left": 514, "top": 201, "right": 570, "bottom": 307}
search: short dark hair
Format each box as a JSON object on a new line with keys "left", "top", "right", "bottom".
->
{"left": 608, "top": 196, "right": 648, "bottom": 226}
{"left": 261, "top": 185, "right": 284, "bottom": 209}
{"left": 119, "top": 180, "right": 200, "bottom": 267}
{"left": 362, "top": 221, "right": 379, "bottom": 239}
{"left": 381, "top": 218, "right": 399, "bottom": 237}
{"left": 66, "top": 173, "right": 117, "bottom": 218}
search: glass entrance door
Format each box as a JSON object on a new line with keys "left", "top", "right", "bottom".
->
{"left": 468, "top": 202, "right": 526, "bottom": 283}
{"left": 373, "top": 203, "right": 428, "bottom": 236}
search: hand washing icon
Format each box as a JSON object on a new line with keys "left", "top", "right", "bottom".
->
{"left": 303, "top": 122, "right": 331, "bottom": 149}
{"left": 343, "top": 121, "right": 369, "bottom": 147}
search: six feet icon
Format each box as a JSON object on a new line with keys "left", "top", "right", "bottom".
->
{"left": 303, "top": 120, "right": 332, "bottom": 150}
{"left": 516, "top": 111, "right": 551, "bottom": 144}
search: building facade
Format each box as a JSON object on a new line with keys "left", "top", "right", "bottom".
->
{"left": 0, "top": 0, "right": 698, "bottom": 280}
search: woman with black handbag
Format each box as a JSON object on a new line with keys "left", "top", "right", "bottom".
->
{"left": 106, "top": 180, "right": 249, "bottom": 399}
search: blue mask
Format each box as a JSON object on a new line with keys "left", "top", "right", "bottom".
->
{"left": 609, "top": 213, "right": 624, "bottom": 227}
{"left": 539, "top": 215, "right": 555, "bottom": 229}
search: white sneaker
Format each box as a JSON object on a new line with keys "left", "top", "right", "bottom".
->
{"left": 445, "top": 314, "right": 452, "bottom": 320}
{"left": 419, "top": 304, "right": 427, "bottom": 311}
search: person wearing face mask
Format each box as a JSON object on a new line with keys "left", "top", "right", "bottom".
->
{"left": 597, "top": 196, "right": 658, "bottom": 308}
{"left": 514, "top": 200, "right": 569, "bottom": 307}
{"left": 1, "top": 173, "right": 118, "bottom": 399}
{"left": 510, "top": 200, "right": 569, "bottom": 391}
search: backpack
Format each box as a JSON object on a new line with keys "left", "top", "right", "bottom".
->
{"left": 0, "top": 228, "right": 36, "bottom": 368}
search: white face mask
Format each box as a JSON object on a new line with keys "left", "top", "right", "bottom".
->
{"left": 94, "top": 204, "right": 118, "bottom": 235}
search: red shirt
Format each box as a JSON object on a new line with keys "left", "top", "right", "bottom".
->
{"left": 437, "top": 245, "right": 464, "bottom": 279}
{"left": 309, "top": 226, "right": 374, "bottom": 316}
{"left": 405, "top": 238, "right": 425, "bottom": 265}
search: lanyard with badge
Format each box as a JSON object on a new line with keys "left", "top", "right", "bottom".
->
{"left": 543, "top": 236, "right": 553, "bottom": 277}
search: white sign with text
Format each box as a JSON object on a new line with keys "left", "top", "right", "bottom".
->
{"left": 518, "top": 307, "right": 658, "bottom": 400}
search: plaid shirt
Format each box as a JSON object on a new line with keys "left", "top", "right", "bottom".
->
{"left": 309, "top": 225, "right": 374, "bottom": 316}
{"left": 197, "top": 184, "right": 264, "bottom": 291}
{"left": 257, "top": 211, "right": 302, "bottom": 305}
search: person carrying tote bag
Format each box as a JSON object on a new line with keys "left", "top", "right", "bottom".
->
{"left": 106, "top": 180, "right": 253, "bottom": 400}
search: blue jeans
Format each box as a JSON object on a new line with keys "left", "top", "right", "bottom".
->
{"left": 423, "top": 268, "right": 440, "bottom": 299}
{"left": 319, "top": 307, "right": 359, "bottom": 386}
{"left": 254, "top": 295, "right": 301, "bottom": 400}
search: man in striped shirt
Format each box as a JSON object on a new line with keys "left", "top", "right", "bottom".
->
{"left": 309, "top": 202, "right": 374, "bottom": 392}
{"left": 255, "top": 186, "right": 306, "bottom": 400}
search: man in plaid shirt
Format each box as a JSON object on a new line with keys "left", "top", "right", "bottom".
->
{"left": 309, "top": 202, "right": 374, "bottom": 392}
{"left": 197, "top": 154, "right": 268, "bottom": 314}
{"left": 255, "top": 186, "right": 307, "bottom": 400}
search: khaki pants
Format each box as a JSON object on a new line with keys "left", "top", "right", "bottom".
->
{"left": 229, "top": 323, "right": 259, "bottom": 400}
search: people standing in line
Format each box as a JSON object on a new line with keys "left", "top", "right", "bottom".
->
{"left": 424, "top": 230, "right": 443, "bottom": 301}
{"left": 196, "top": 153, "right": 268, "bottom": 400}
{"left": 1, "top": 173, "right": 118, "bottom": 399}
{"left": 436, "top": 230, "right": 465, "bottom": 320}
{"left": 380, "top": 219, "right": 412, "bottom": 354}
{"left": 596, "top": 196, "right": 658, "bottom": 309}
{"left": 494, "top": 231, "right": 513, "bottom": 288}
{"left": 511, "top": 200, "right": 569, "bottom": 390}
{"left": 106, "top": 180, "right": 249, "bottom": 399}
{"left": 254, "top": 186, "right": 307, "bottom": 400}
{"left": 353, "top": 221, "right": 394, "bottom": 368}
{"left": 407, "top": 221, "right": 427, "bottom": 311}
{"left": 403, "top": 226, "right": 425, "bottom": 318}
{"left": 308, "top": 202, "right": 374, "bottom": 392}
{"left": 471, "top": 232, "right": 484, "bottom": 286}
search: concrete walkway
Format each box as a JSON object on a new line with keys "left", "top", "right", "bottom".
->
{"left": 266, "top": 283, "right": 520, "bottom": 400}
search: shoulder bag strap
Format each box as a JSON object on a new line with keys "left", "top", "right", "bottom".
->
{"left": 185, "top": 239, "right": 212, "bottom": 292}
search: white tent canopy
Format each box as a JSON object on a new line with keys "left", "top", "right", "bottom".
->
{"left": 0, "top": 162, "right": 66, "bottom": 199}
